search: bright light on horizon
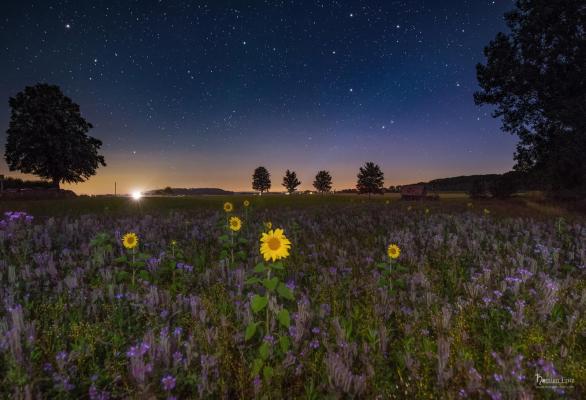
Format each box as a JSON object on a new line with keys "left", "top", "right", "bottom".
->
{"left": 131, "top": 191, "right": 142, "bottom": 200}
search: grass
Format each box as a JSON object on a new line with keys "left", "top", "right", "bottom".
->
{"left": 0, "top": 193, "right": 584, "bottom": 398}
{"left": 0, "top": 192, "right": 580, "bottom": 219}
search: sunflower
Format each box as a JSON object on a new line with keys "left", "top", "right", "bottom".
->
{"left": 223, "top": 202, "right": 234, "bottom": 212}
{"left": 122, "top": 232, "right": 139, "bottom": 249}
{"left": 260, "top": 228, "right": 291, "bottom": 262}
{"left": 243, "top": 200, "right": 250, "bottom": 207}
{"left": 264, "top": 221, "right": 272, "bottom": 230}
{"left": 387, "top": 244, "right": 400, "bottom": 259}
{"left": 229, "top": 216, "right": 242, "bottom": 232}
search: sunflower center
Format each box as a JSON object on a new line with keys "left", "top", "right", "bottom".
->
{"left": 127, "top": 237, "right": 135, "bottom": 244}
{"left": 268, "top": 237, "right": 281, "bottom": 251}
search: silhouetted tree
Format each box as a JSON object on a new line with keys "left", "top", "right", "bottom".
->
{"left": 468, "top": 178, "right": 486, "bottom": 199}
{"left": 282, "top": 169, "right": 301, "bottom": 194}
{"left": 313, "top": 170, "right": 332, "bottom": 194}
{"left": 252, "top": 166, "right": 271, "bottom": 194}
{"left": 474, "top": 0, "right": 586, "bottom": 197}
{"left": 5, "top": 83, "right": 106, "bottom": 188}
{"left": 489, "top": 173, "right": 517, "bottom": 199}
{"left": 356, "top": 162, "right": 384, "bottom": 198}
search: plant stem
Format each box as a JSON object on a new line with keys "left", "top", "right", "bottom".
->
{"left": 231, "top": 230, "right": 234, "bottom": 266}
{"left": 131, "top": 248, "right": 136, "bottom": 286}
{"left": 266, "top": 267, "right": 271, "bottom": 336}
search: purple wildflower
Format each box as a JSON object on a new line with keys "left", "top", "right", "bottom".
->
{"left": 161, "top": 374, "right": 176, "bottom": 391}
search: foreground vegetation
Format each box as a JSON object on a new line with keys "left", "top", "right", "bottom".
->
{"left": 0, "top": 196, "right": 584, "bottom": 398}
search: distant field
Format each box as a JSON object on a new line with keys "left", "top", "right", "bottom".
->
{"left": 0, "top": 192, "right": 580, "bottom": 220}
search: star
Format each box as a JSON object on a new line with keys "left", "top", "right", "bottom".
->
{"left": 65, "top": 23, "right": 71, "bottom": 29}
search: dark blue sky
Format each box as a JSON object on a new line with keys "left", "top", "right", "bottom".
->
{"left": 0, "top": 0, "right": 517, "bottom": 194}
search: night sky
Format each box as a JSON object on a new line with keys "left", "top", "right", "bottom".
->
{"left": 0, "top": 1, "right": 518, "bottom": 194}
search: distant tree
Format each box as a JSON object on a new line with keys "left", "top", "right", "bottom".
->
{"left": 468, "top": 178, "right": 486, "bottom": 199}
{"left": 162, "top": 186, "right": 174, "bottom": 195}
{"left": 252, "top": 166, "right": 271, "bottom": 194}
{"left": 474, "top": 0, "right": 586, "bottom": 197}
{"left": 489, "top": 173, "right": 517, "bottom": 199}
{"left": 313, "top": 170, "right": 333, "bottom": 194}
{"left": 356, "top": 162, "right": 384, "bottom": 198}
{"left": 282, "top": 169, "right": 301, "bottom": 194}
{"left": 5, "top": 83, "right": 106, "bottom": 188}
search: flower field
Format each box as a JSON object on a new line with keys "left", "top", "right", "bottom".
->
{"left": 0, "top": 197, "right": 584, "bottom": 399}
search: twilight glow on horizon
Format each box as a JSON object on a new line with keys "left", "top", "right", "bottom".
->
{"left": 0, "top": 1, "right": 518, "bottom": 195}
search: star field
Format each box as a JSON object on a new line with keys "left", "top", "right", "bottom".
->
{"left": 0, "top": 1, "right": 517, "bottom": 194}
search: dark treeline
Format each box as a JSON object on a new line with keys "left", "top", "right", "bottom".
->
{"left": 408, "top": 171, "right": 541, "bottom": 193}
{"left": 1, "top": 176, "right": 54, "bottom": 190}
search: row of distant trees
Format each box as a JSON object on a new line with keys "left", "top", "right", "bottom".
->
{"left": 251, "top": 162, "right": 385, "bottom": 196}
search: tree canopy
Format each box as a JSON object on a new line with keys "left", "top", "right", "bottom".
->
{"left": 252, "top": 166, "right": 271, "bottom": 194}
{"left": 5, "top": 83, "right": 106, "bottom": 188}
{"left": 282, "top": 169, "right": 301, "bottom": 194}
{"left": 356, "top": 162, "right": 384, "bottom": 196}
{"left": 313, "top": 170, "right": 333, "bottom": 193}
{"left": 474, "top": 0, "right": 586, "bottom": 197}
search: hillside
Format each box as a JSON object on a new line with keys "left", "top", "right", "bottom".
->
{"left": 145, "top": 187, "right": 234, "bottom": 195}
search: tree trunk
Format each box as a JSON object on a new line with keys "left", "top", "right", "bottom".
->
{"left": 52, "top": 177, "right": 60, "bottom": 189}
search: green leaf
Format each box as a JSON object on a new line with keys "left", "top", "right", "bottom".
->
{"left": 237, "top": 250, "right": 247, "bottom": 261}
{"left": 245, "top": 277, "right": 261, "bottom": 285}
{"left": 262, "top": 277, "right": 279, "bottom": 291}
{"left": 219, "top": 250, "right": 228, "bottom": 260}
{"left": 114, "top": 256, "right": 127, "bottom": 263}
{"left": 375, "top": 262, "right": 388, "bottom": 270}
{"left": 251, "top": 358, "right": 263, "bottom": 377}
{"left": 271, "top": 261, "right": 284, "bottom": 270}
{"left": 219, "top": 234, "right": 229, "bottom": 242}
{"left": 251, "top": 295, "right": 268, "bottom": 313}
{"left": 138, "top": 270, "right": 150, "bottom": 281}
{"left": 238, "top": 238, "right": 248, "bottom": 244}
{"left": 277, "top": 283, "right": 294, "bottom": 301}
{"left": 277, "top": 309, "right": 290, "bottom": 328}
{"left": 279, "top": 335, "right": 290, "bottom": 353}
{"left": 254, "top": 263, "right": 266, "bottom": 273}
{"left": 259, "top": 342, "right": 270, "bottom": 360}
{"left": 245, "top": 323, "right": 257, "bottom": 341}
{"left": 263, "top": 365, "right": 274, "bottom": 381}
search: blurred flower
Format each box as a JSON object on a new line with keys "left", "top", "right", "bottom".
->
{"left": 260, "top": 228, "right": 291, "bottom": 262}
{"left": 161, "top": 374, "right": 176, "bottom": 391}
{"left": 484, "top": 208, "right": 490, "bottom": 215}
{"left": 229, "top": 216, "right": 242, "bottom": 232}
{"left": 387, "top": 244, "right": 401, "bottom": 259}
{"left": 122, "top": 232, "right": 138, "bottom": 249}
{"left": 264, "top": 221, "right": 272, "bottom": 230}
{"left": 243, "top": 200, "right": 250, "bottom": 207}
{"left": 223, "top": 202, "right": 234, "bottom": 212}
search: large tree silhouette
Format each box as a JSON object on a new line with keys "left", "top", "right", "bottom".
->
{"left": 282, "top": 169, "right": 301, "bottom": 194}
{"left": 313, "top": 170, "right": 332, "bottom": 193}
{"left": 356, "top": 162, "right": 384, "bottom": 197}
{"left": 252, "top": 166, "right": 271, "bottom": 194}
{"left": 5, "top": 84, "right": 106, "bottom": 189}
{"left": 474, "top": 0, "right": 586, "bottom": 197}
